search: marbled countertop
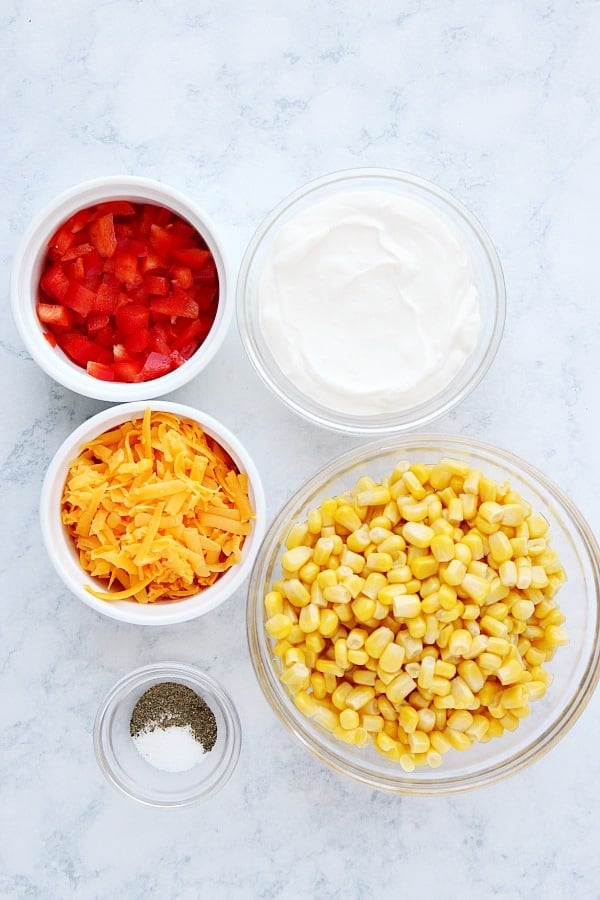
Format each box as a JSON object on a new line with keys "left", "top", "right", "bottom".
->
{"left": 1, "top": 2, "right": 599, "bottom": 898}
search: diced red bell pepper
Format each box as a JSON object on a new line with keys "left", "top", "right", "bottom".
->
{"left": 145, "top": 275, "right": 169, "bottom": 296}
{"left": 140, "top": 252, "right": 165, "bottom": 274}
{"left": 69, "top": 208, "right": 94, "bottom": 233}
{"left": 68, "top": 256, "right": 86, "bottom": 283}
{"left": 147, "top": 324, "right": 171, "bottom": 355}
{"left": 57, "top": 333, "right": 113, "bottom": 367}
{"left": 40, "top": 264, "right": 69, "bottom": 302}
{"left": 61, "top": 243, "right": 93, "bottom": 262}
{"left": 37, "top": 302, "right": 73, "bottom": 330}
{"left": 172, "top": 247, "right": 213, "bottom": 270}
{"left": 171, "top": 265, "right": 193, "bottom": 290}
{"left": 83, "top": 249, "right": 105, "bottom": 278}
{"left": 124, "top": 327, "right": 150, "bottom": 354}
{"left": 112, "top": 359, "right": 143, "bottom": 382}
{"left": 86, "top": 360, "right": 116, "bottom": 381}
{"left": 139, "top": 351, "right": 173, "bottom": 380}
{"left": 63, "top": 282, "right": 96, "bottom": 317}
{"left": 39, "top": 200, "right": 218, "bottom": 384}
{"left": 95, "top": 200, "right": 136, "bottom": 217}
{"left": 48, "top": 223, "right": 75, "bottom": 257}
{"left": 150, "top": 293, "right": 199, "bottom": 319}
{"left": 89, "top": 214, "right": 117, "bottom": 258}
{"left": 114, "top": 249, "right": 140, "bottom": 286}
{"left": 43, "top": 331, "right": 57, "bottom": 347}
{"left": 115, "top": 303, "right": 149, "bottom": 335}
{"left": 86, "top": 313, "right": 110, "bottom": 333}
{"left": 92, "top": 324, "right": 116, "bottom": 349}
{"left": 93, "top": 280, "right": 120, "bottom": 314}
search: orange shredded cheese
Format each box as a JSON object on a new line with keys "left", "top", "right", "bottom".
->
{"left": 61, "top": 409, "right": 254, "bottom": 603}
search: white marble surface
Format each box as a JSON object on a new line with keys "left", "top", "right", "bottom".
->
{"left": 1, "top": 1, "right": 599, "bottom": 898}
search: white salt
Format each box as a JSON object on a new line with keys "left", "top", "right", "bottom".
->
{"left": 133, "top": 724, "right": 208, "bottom": 772}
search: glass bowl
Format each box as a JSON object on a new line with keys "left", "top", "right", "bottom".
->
{"left": 237, "top": 168, "right": 505, "bottom": 434}
{"left": 11, "top": 176, "right": 231, "bottom": 401}
{"left": 94, "top": 663, "right": 241, "bottom": 807}
{"left": 247, "top": 435, "right": 600, "bottom": 793}
{"left": 40, "top": 400, "right": 266, "bottom": 626}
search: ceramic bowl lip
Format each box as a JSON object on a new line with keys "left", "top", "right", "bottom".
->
{"left": 10, "top": 175, "right": 232, "bottom": 401}
{"left": 247, "top": 433, "right": 600, "bottom": 794}
{"left": 93, "top": 661, "right": 242, "bottom": 807}
{"left": 40, "top": 400, "right": 266, "bottom": 625}
{"left": 236, "top": 166, "right": 506, "bottom": 434}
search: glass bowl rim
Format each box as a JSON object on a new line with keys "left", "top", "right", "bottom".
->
{"left": 236, "top": 167, "right": 507, "bottom": 435}
{"left": 246, "top": 433, "right": 600, "bottom": 794}
{"left": 93, "top": 661, "right": 242, "bottom": 807}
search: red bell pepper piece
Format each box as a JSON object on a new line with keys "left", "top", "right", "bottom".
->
{"left": 95, "top": 200, "right": 136, "bottom": 217}
{"left": 145, "top": 275, "right": 169, "bottom": 295}
{"left": 40, "top": 264, "right": 70, "bottom": 302}
{"left": 62, "top": 282, "right": 96, "bottom": 317}
{"left": 139, "top": 351, "right": 173, "bottom": 380}
{"left": 172, "top": 248, "right": 213, "bottom": 270}
{"left": 57, "top": 333, "right": 113, "bottom": 366}
{"left": 48, "top": 223, "right": 75, "bottom": 257}
{"left": 86, "top": 361, "right": 116, "bottom": 381}
{"left": 93, "top": 280, "right": 120, "bottom": 314}
{"left": 114, "top": 249, "right": 140, "bottom": 286}
{"left": 36, "top": 302, "right": 73, "bottom": 330}
{"left": 124, "top": 327, "right": 150, "bottom": 355}
{"left": 86, "top": 313, "right": 110, "bottom": 333}
{"left": 150, "top": 292, "right": 199, "bottom": 319}
{"left": 115, "top": 303, "right": 149, "bottom": 335}
{"left": 112, "top": 359, "right": 143, "bottom": 382}
{"left": 61, "top": 243, "right": 93, "bottom": 262}
{"left": 171, "top": 265, "right": 193, "bottom": 290}
{"left": 90, "top": 214, "right": 117, "bottom": 258}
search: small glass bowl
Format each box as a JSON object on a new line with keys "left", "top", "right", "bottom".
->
{"left": 237, "top": 168, "right": 506, "bottom": 434}
{"left": 40, "top": 400, "right": 266, "bottom": 626}
{"left": 11, "top": 175, "right": 231, "bottom": 401}
{"left": 247, "top": 436, "right": 600, "bottom": 794}
{"left": 94, "top": 663, "right": 241, "bottom": 807}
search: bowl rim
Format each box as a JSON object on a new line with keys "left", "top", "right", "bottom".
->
{"left": 246, "top": 433, "right": 600, "bottom": 794}
{"left": 93, "top": 662, "right": 242, "bottom": 807}
{"left": 236, "top": 166, "right": 506, "bottom": 435}
{"left": 10, "top": 175, "right": 232, "bottom": 401}
{"left": 40, "top": 400, "right": 266, "bottom": 625}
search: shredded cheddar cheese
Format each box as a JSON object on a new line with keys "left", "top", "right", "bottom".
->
{"left": 61, "top": 409, "right": 254, "bottom": 603}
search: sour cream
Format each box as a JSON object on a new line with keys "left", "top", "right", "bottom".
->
{"left": 258, "top": 190, "right": 480, "bottom": 416}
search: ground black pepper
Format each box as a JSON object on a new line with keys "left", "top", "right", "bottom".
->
{"left": 130, "top": 682, "right": 217, "bottom": 753}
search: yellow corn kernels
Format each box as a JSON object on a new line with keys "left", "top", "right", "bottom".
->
{"left": 265, "top": 458, "right": 567, "bottom": 771}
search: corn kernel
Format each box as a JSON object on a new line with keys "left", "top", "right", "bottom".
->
{"left": 398, "top": 704, "right": 419, "bottom": 733}
{"left": 283, "top": 579, "right": 311, "bottom": 607}
{"left": 265, "top": 613, "right": 293, "bottom": 639}
{"left": 334, "top": 505, "right": 363, "bottom": 533}
{"left": 411, "top": 555, "right": 439, "bottom": 580}
{"left": 392, "top": 594, "right": 421, "bottom": 619}
{"left": 281, "top": 545, "right": 313, "bottom": 572}
{"left": 401, "top": 521, "right": 434, "bottom": 548}
{"left": 497, "top": 658, "right": 525, "bottom": 685}
{"left": 356, "top": 485, "right": 391, "bottom": 507}
{"left": 346, "top": 685, "right": 376, "bottom": 711}
{"left": 442, "top": 559, "right": 467, "bottom": 586}
{"left": 339, "top": 708, "right": 360, "bottom": 729}
{"left": 285, "top": 522, "right": 309, "bottom": 549}
{"left": 448, "top": 628, "right": 472, "bottom": 657}
{"left": 378, "top": 642, "right": 405, "bottom": 674}
{"left": 488, "top": 531, "right": 513, "bottom": 563}
{"left": 461, "top": 573, "right": 491, "bottom": 605}
{"left": 386, "top": 673, "right": 417, "bottom": 704}
{"left": 298, "top": 603, "right": 320, "bottom": 633}
{"left": 363, "top": 626, "right": 394, "bottom": 659}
